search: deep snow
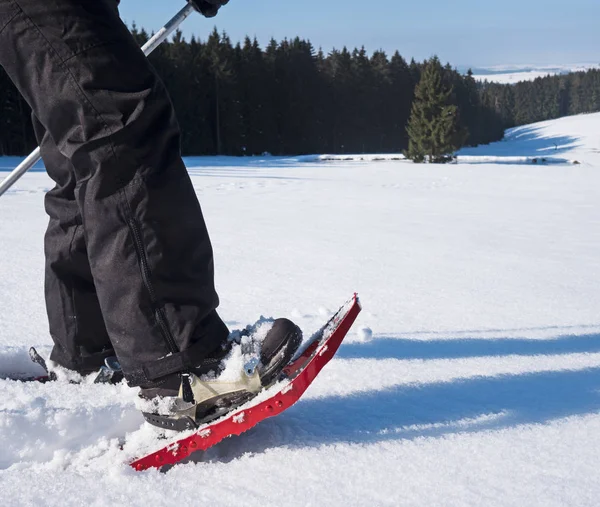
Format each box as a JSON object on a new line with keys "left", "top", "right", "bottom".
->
{"left": 1, "top": 113, "right": 600, "bottom": 505}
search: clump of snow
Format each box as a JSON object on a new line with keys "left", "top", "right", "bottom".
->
{"left": 46, "top": 360, "right": 88, "bottom": 384}
{"left": 357, "top": 326, "right": 373, "bottom": 342}
{"left": 210, "top": 342, "right": 245, "bottom": 382}
{"left": 318, "top": 306, "right": 331, "bottom": 317}
{"left": 134, "top": 389, "right": 179, "bottom": 416}
{"left": 216, "top": 318, "right": 275, "bottom": 382}
{"left": 242, "top": 318, "right": 275, "bottom": 346}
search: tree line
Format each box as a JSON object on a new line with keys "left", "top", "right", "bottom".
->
{"left": 0, "top": 27, "right": 599, "bottom": 158}
{"left": 480, "top": 69, "right": 600, "bottom": 127}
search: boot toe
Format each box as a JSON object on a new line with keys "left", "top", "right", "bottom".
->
{"left": 259, "top": 318, "right": 302, "bottom": 386}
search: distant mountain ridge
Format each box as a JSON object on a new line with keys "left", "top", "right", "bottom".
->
{"left": 460, "top": 63, "right": 600, "bottom": 84}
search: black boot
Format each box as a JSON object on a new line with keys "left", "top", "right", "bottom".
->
{"left": 140, "top": 318, "right": 302, "bottom": 431}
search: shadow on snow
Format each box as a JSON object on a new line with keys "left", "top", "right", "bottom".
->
{"left": 459, "top": 127, "right": 580, "bottom": 158}
{"left": 336, "top": 333, "right": 600, "bottom": 361}
{"left": 181, "top": 331, "right": 600, "bottom": 466}
{"left": 190, "top": 365, "right": 600, "bottom": 466}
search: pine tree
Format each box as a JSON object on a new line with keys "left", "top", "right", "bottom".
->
{"left": 388, "top": 51, "right": 414, "bottom": 151}
{"left": 406, "top": 57, "right": 461, "bottom": 163}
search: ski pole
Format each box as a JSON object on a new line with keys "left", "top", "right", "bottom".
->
{"left": 0, "top": 2, "right": 196, "bottom": 199}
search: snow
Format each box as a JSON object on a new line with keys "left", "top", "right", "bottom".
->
{"left": 357, "top": 326, "right": 373, "bottom": 342}
{"left": 1, "top": 112, "right": 600, "bottom": 505}
{"left": 470, "top": 63, "right": 600, "bottom": 84}
{"left": 458, "top": 112, "right": 600, "bottom": 166}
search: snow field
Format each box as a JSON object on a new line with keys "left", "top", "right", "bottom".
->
{"left": 471, "top": 63, "right": 600, "bottom": 84}
{"left": 0, "top": 113, "right": 600, "bottom": 505}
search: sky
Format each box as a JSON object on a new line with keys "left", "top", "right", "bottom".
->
{"left": 118, "top": 0, "right": 600, "bottom": 67}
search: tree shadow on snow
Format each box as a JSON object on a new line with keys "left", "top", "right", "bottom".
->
{"left": 459, "top": 127, "right": 580, "bottom": 158}
{"left": 185, "top": 365, "right": 600, "bottom": 466}
{"left": 337, "top": 333, "right": 600, "bottom": 361}
{"left": 172, "top": 329, "right": 600, "bottom": 467}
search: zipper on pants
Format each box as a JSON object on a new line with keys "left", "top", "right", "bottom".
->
{"left": 128, "top": 218, "right": 179, "bottom": 355}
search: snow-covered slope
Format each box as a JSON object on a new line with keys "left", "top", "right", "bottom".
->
{"left": 471, "top": 63, "right": 600, "bottom": 84}
{"left": 459, "top": 112, "right": 600, "bottom": 166}
{"left": 1, "top": 113, "right": 600, "bottom": 506}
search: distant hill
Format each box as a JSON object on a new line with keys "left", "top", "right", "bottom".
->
{"left": 462, "top": 64, "right": 600, "bottom": 84}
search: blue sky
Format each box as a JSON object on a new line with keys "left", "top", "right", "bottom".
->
{"left": 119, "top": 0, "right": 600, "bottom": 67}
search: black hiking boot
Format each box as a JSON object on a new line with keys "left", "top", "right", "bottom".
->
{"left": 139, "top": 318, "right": 302, "bottom": 431}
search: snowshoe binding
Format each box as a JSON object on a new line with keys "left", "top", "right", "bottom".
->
{"left": 139, "top": 318, "right": 302, "bottom": 431}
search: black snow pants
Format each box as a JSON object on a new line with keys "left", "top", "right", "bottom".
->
{"left": 0, "top": 0, "right": 229, "bottom": 386}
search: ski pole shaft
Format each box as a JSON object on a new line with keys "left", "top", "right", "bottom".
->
{"left": 0, "top": 147, "right": 41, "bottom": 197}
{"left": 140, "top": 3, "right": 195, "bottom": 57}
{"left": 0, "top": 3, "right": 196, "bottom": 199}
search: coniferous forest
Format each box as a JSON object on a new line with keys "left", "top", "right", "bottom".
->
{"left": 1, "top": 28, "right": 600, "bottom": 157}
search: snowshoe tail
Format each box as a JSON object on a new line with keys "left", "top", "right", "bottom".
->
{"left": 28, "top": 347, "right": 57, "bottom": 382}
{"left": 8, "top": 349, "right": 122, "bottom": 384}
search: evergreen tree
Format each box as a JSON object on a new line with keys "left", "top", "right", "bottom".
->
{"left": 388, "top": 51, "right": 414, "bottom": 151}
{"left": 406, "top": 57, "right": 462, "bottom": 163}
{"left": 3, "top": 25, "right": 599, "bottom": 159}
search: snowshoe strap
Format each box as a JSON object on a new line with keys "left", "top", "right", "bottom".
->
{"left": 126, "top": 312, "right": 229, "bottom": 386}
{"left": 126, "top": 339, "right": 219, "bottom": 387}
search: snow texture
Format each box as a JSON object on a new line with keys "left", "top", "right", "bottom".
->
{"left": 1, "top": 113, "right": 600, "bottom": 505}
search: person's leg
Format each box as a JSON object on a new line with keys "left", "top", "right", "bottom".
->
{"left": 32, "top": 116, "right": 114, "bottom": 373}
{"left": 0, "top": 0, "right": 228, "bottom": 385}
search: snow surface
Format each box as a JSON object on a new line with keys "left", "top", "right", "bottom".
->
{"left": 1, "top": 113, "right": 600, "bottom": 505}
{"left": 470, "top": 63, "right": 600, "bottom": 84}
